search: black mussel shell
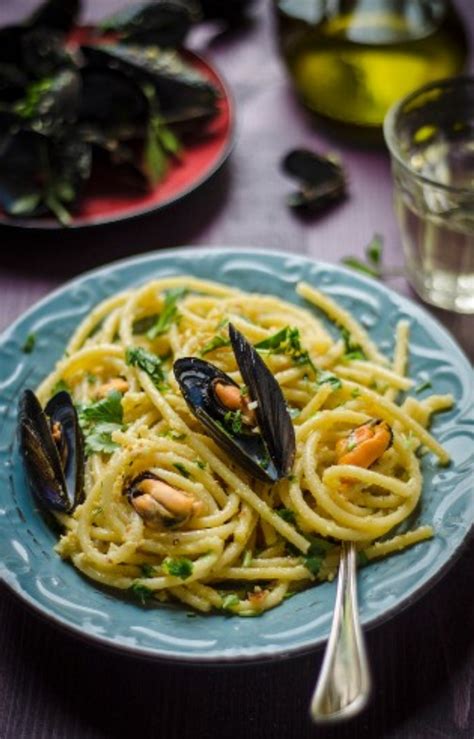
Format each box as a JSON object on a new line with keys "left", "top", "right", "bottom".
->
{"left": 101, "top": 1, "right": 198, "bottom": 49}
{"left": 79, "top": 66, "right": 148, "bottom": 132}
{"left": 81, "top": 44, "right": 219, "bottom": 115}
{"left": 27, "top": 0, "right": 81, "bottom": 33}
{"left": 21, "top": 28, "right": 74, "bottom": 80}
{"left": 18, "top": 389, "right": 84, "bottom": 513}
{"left": 282, "top": 148, "right": 346, "bottom": 210}
{"left": 173, "top": 357, "right": 280, "bottom": 483}
{"left": 229, "top": 324, "right": 295, "bottom": 479}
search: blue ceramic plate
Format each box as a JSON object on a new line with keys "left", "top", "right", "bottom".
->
{"left": 0, "top": 247, "right": 472, "bottom": 663}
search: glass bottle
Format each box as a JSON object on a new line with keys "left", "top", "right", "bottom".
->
{"left": 274, "top": 0, "right": 468, "bottom": 133}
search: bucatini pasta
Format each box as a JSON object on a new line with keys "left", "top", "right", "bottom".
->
{"left": 29, "top": 276, "right": 452, "bottom": 616}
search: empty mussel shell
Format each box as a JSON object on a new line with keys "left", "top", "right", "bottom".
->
{"left": 18, "top": 389, "right": 84, "bottom": 513}
{"left": 282, "top": 148, "right": 347, "bottom": 210}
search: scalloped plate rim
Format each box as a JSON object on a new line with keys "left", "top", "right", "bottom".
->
{"left": 0, "top": 245, "right": 472, "bottom": 665}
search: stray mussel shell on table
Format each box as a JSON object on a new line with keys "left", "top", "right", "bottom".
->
{"left": 173, "top": 323, "right": 295, "bottom": 483}
{"left": 282, "top": 148, "right": 347, "bottom": 210}
{"left": 18, "top": 389, "right": 84, "bottom": 513}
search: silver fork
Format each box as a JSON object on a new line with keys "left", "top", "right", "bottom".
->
{"left": 309, "top": 541, "right": 371, "bottom": 723}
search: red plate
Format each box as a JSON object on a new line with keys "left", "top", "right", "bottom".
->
{"left": 0, "top": 32, "right": 234, "bottom": 230}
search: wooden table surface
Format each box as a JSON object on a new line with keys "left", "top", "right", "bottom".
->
{"left": 0, "top": 1, "right": 472, "bottom": 737}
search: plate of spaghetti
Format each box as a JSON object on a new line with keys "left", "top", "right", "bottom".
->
{"left": 0, "top": 247, "right": 472, "bottom": 662}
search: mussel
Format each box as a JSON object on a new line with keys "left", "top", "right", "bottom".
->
{"left": 18, "top": 389, "right": 84, "bottom": 513}
{"left": 126, "top": 471, "right": 203, "bottom": 529}
{"left": 281, "top": 148, "right": 347, "bottom": 211}
{"left": 173, "top": 324, "right": 295, "bottom": 483}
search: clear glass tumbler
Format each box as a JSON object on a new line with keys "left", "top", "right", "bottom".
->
{"left": 384, "top": 76, "right": 474, "bottom": 314}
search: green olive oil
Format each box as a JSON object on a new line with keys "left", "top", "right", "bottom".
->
{"left": 275, "top": 1, "right": 467, "bottom": 129}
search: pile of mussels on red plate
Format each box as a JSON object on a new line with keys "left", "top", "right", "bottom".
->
{"left": 0, "top": 0, "right": 252, "bottom": 225}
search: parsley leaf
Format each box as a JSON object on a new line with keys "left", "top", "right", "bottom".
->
{"left": 162, "top": 557, "right": 193, "bottom": 579}
{"left": 129, "top": 582, "right": 154, "bottom": 605}
{"left": 341, "top": 234, "right": 384, "bottom": 279}
{"left": 84, "top": 422, "right": 121, "bottom": 455}
{"left": 196, "top": 460, "right": 206, "bottom": 469}
{"left": 173, "top": 462, "right": 191, "bottom": 478}
{"left": 126, "top": 346, "right": 165, "bottom": 388}
{"left": 304, "top": 555, "right": 323, "bottom": 575}
{"left": 224, "top": 409, "right": 243, "bottom": 434}
{"left": 316, "top": 370, "right": 342, "bottom": 389}
{"left": 254, "top": 326, "right": 315, "bottom": 371}
{"left": 147, "top": 288, "right": 187, "bottom": 340}
{"left": 276, "top": 507, "right": 296, "bottom": 525}
{"left": 357, "top": 550, "right": 369, "bottom": 568}
{"left": 221, "top": 593, "right": 240, "bottom": 610}
{"left": 140, "top": 564, "right": 157, "bottom": 578}
{"left": 79, "top": 390, "right": 124, "bottom": 425}
{"left": 200, "top": 335, "right": 231, "bottom": 356}
{"left": 132, "top": 314, "right": 158, "bottom": 335}
{"left": 341, "top": 328, "right": 367, "bottom": 361}
{"left": 22, "top": 333, "right": 36, "bottom": 353}
{"left": 415, "top": 380, "right": 432, "bottom": 394}
{"left": 306, "top": 534, "right": 333, "bottom": 555}
{"left": 366, "top": 233, "right": 383, "bottom": 265}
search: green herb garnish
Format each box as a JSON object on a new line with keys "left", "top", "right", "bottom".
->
{"left": 147, "top": 288, "right": 187, "bottom": 340}
{"left": 415, "top": 380, "right": 432, "bottom": 394}
{"left": 83, "top": 422, "right": 121, "bottom": 455}
{"left": 79, "top": 390, "right": 123, "bottom": 425}
{"left": 341, "top": 328, "right": 367, "bottom": 361}
{"left": 196, "top": 460, "right": 206, "bottom": 469}
{"left": 316, "top": 370, "right": 342, "bottom": 389}
{"left": 303, "top": 555, "right": 323, "bottom": 576}
{"left": 242, "top": 550, "right": 253, "bottom": 567}
{"left": 173, "top": 462, "right": 191, "bottom": 479}
{"left": 341, "top": 233, "right": 384, "bottom": 279}
{"left": 132, "top": 314, "right": 158, "bottom": 335}
{"left": 129, "top": 582, "right": 154, "bottom": 605}
{"left": 126, "top": 346, "right": 165, "bottom": 388}
{"left": 254, "top": 326, "right": 315, "bottom": 371}
{"left": 22, "top": 333, "right": 36, "bottom": 353}
{"left": 357, "top": 551, "right": 369, "bottom": 568}
{"left": 221, "top": 593, "right": 240, "bottom": 611}
{"left": 200, "top": 335, "right": 231, "bottom": 356}
{"left": 162, "top": 557, "right": 193, "bottom": 580}
{"left": 276, "top": 508, "right": 296, "bottom": 525}
{"left": 224, "top": 409, "right": 243, "bottom": 435}
{"left": 140, "top": 564, "right": 157, "bottom": 578}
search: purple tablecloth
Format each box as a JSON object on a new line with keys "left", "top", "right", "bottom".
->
{"left": 0, "top": 2, "right": 473, "bottom": 738}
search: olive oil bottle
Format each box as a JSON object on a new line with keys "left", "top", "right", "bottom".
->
{"left": 274, "top": 0, "right": 467, "bottom": 132}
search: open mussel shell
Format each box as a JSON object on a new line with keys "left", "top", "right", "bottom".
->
{"left": 229, "top": 323, "right": 295, "bottom": 479}
{"left": 100, "top": 1, "right": 198, "bottom": 49}
{"left": 173, "top": 324, "right": 295, "bottom": 483}
{"left": 18, "top": 389, "right": 84, "bottom": 513}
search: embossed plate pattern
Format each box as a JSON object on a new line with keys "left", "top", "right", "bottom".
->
{"left": 0, "top": 247, "right": 472, "bottom": 663}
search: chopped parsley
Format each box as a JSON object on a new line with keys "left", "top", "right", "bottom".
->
{"left": 160, "top": 429, "right": 186, "bottom": 441}
{"left": 79, "top": 390, "right": 124, "bottom": 425}
{"left": 303, "top": 555, "right": 323, "bottom": 576}
{"left": 22, "top": 333, "right": 36, "bottom": 353}
{"left": 306, "top": 534, "right": 333, "bottom": 556}
{"left": 132, "top": 314, "right": 158, "bottom": 335}
{"left": 341, "top": 328, "right": 367, "bottom": 361}
{"left": 200, "top": 335, "right": 231, "bottom": 356}
{"left": 258, "top": 451, "right": 271, "bottom": 470}
{"left": 276, "top": 507, "right": 296, "bottom": 525}
{"left": 351, "top": 387, "right": 361, "bottom": 399}
{"left": 357, "top": 550, "right": 369, "bottom": 567}
{"left": 173, "top": 462, "right": 191, "bottom": 478}
{"left": 140, "top": 563, "right": 157, "bottom": 578}
{"left": 254, "top": 326, "right": 315, "bottom": 371}
{"left": 126, "top": 346, "right": 165, "bottom": 388}
{"left": 129, "top": 582, "right": 154, "bottom": 605}
{"left": 221, "top": 593, "right": 240, "bottom": 611}
{"left": 196, "top": 460, "right": 206, "bottom": 470}
{"left": 316, "top": 370, "right": 342, "bottom": 389}
{"left": 415, "top": 380, "right": 432, "bottom": 394}
{"left": 78, "top": 391, "right": 124, "bottom": 456}
{"left": 341, "top": 234, "right": 384, "bottom": 279}
{"left": 162, "top": 557, "right": 193, "bottom": 579}
{"left": 83, "top": 422, "right": 121, "bottom": 455}
{"left": 147, "top": 288, "right": 187, "bottom": 340}
{"left": 224, "top": 409, "right": 243, "bottom": 435}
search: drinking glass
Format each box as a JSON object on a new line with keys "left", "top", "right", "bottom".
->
{"left": 384, "top": 76, "right": 474, "bottom": 313}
